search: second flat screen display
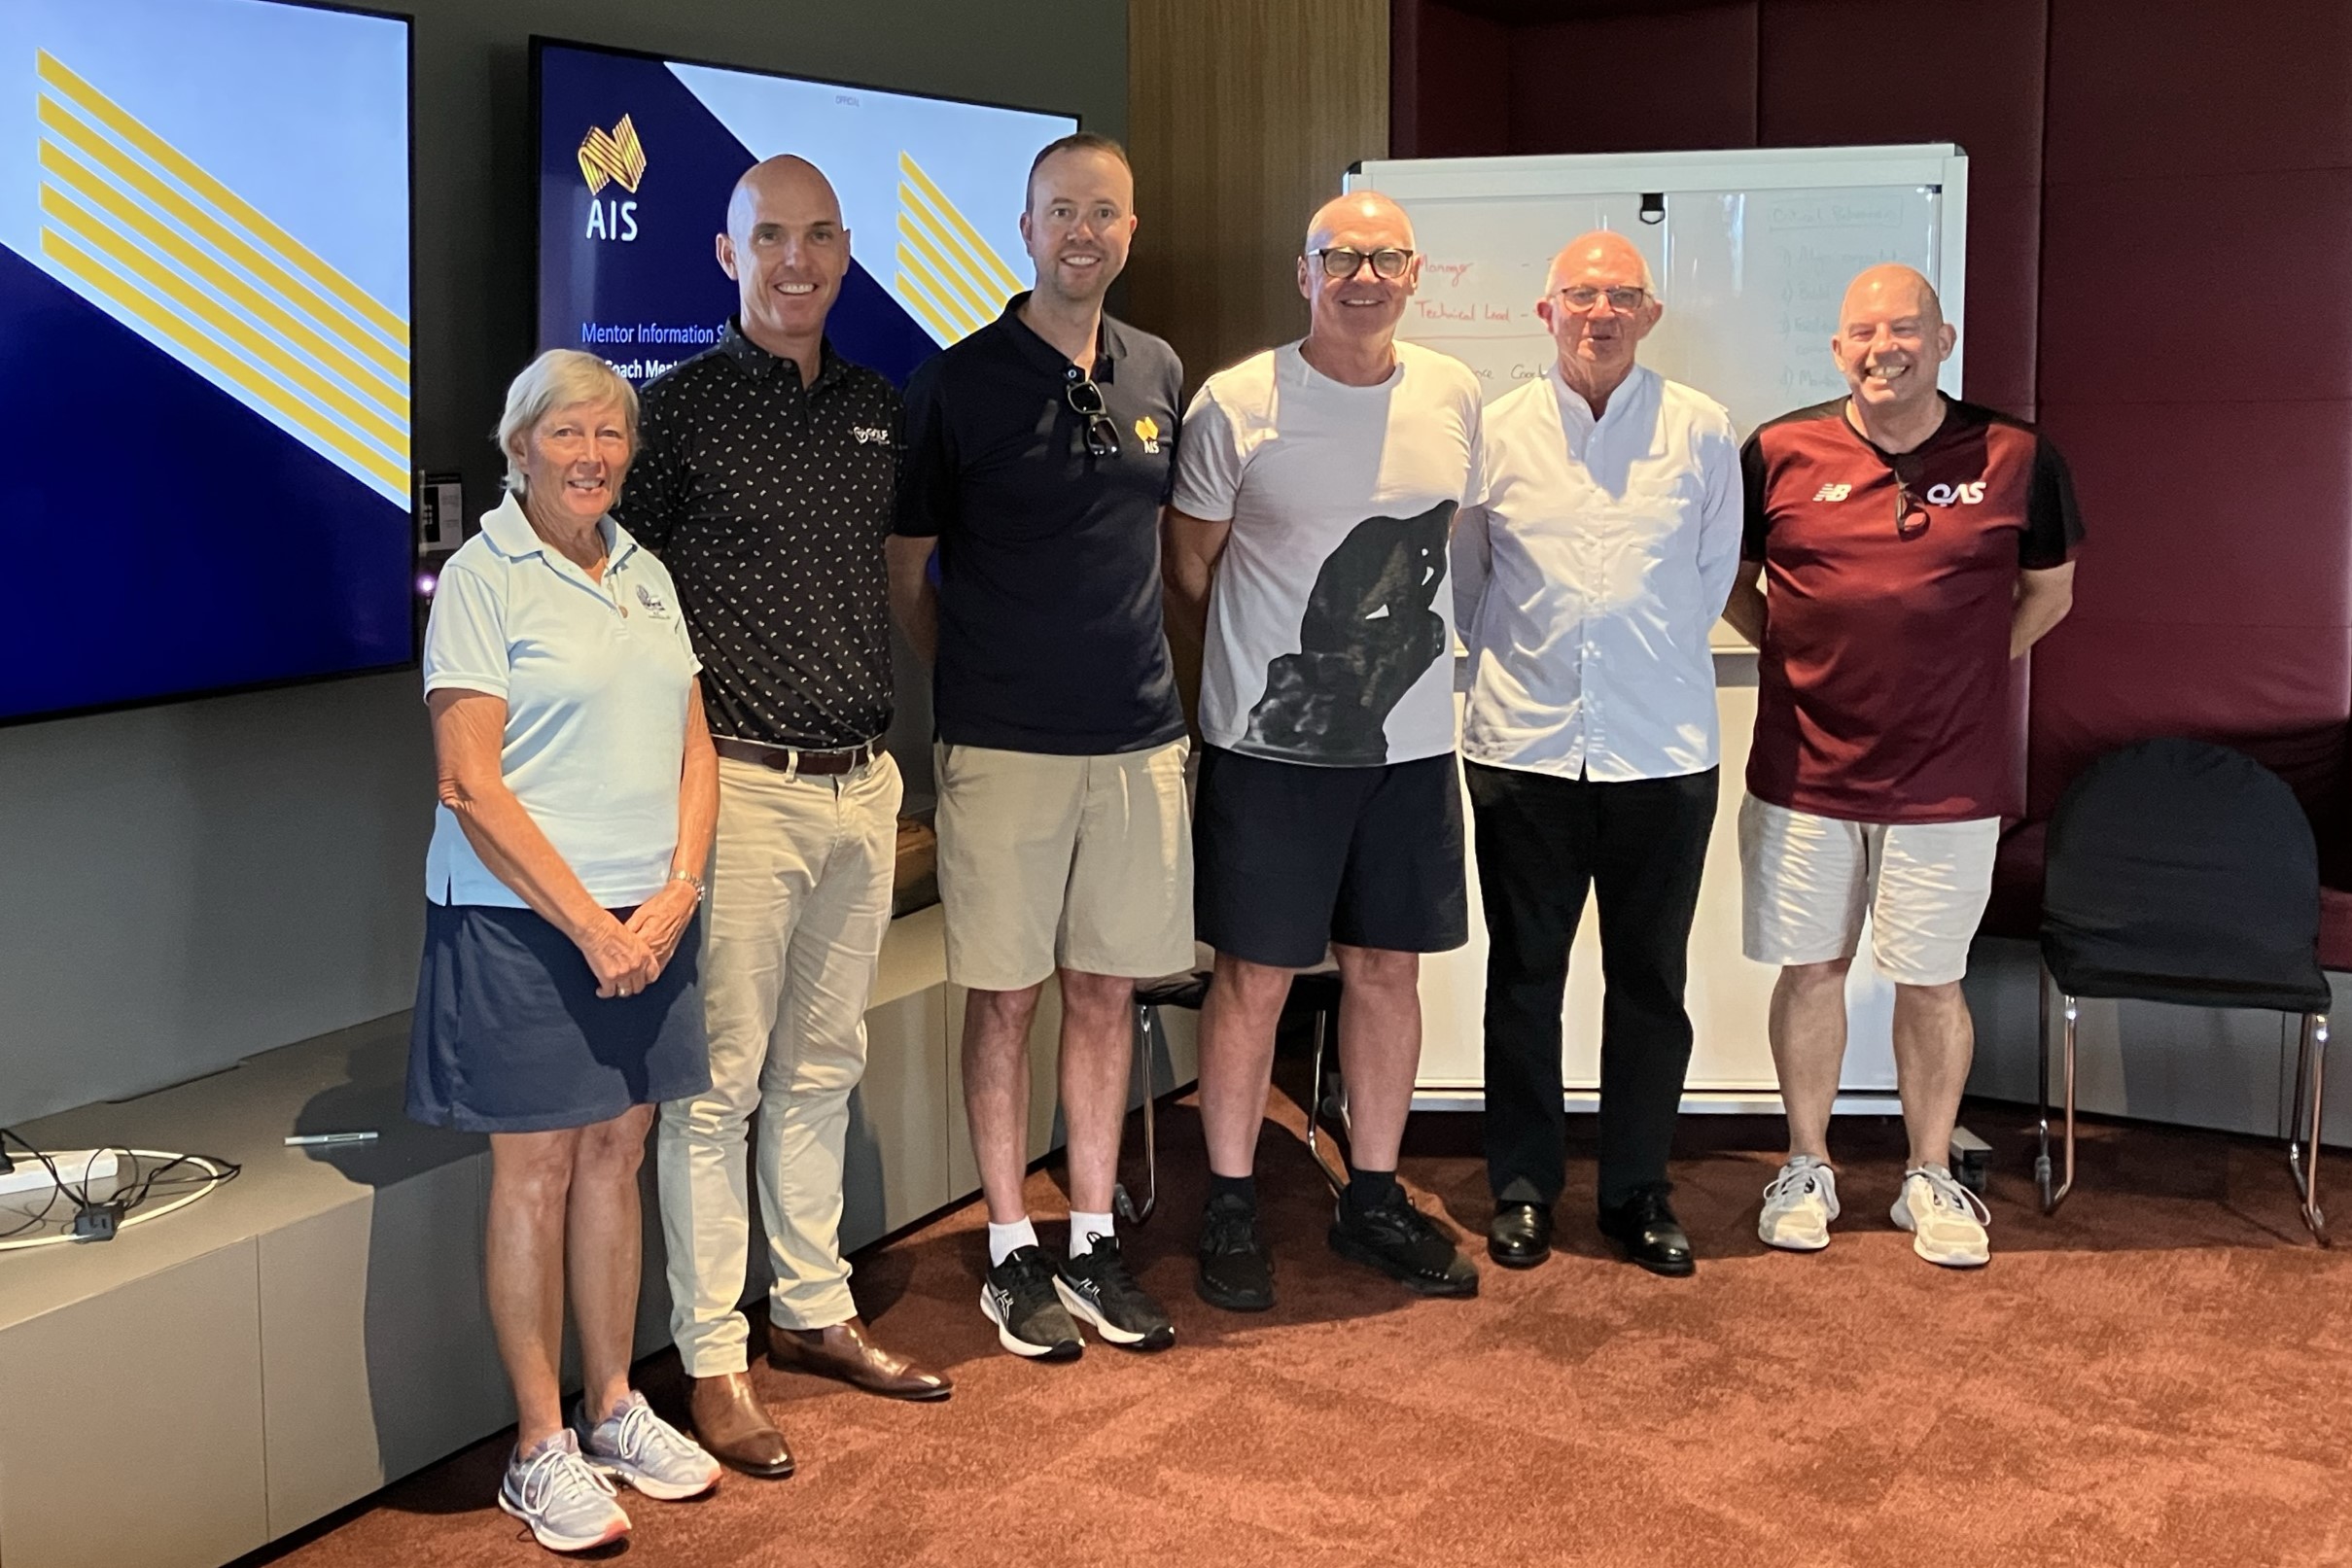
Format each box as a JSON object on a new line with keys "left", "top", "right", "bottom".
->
{"left": 534, "top": 40, "right": 1077, "bottom": 387}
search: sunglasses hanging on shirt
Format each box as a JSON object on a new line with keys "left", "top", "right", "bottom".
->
{"left": 1065, "top": 371, "right": 1121, "bottom": 460}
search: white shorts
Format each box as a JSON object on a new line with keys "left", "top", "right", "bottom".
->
{"left": 1738, "top": 796, "right": 2000, "bottom": 987}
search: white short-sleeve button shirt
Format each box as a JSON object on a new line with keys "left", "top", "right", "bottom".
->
{"left": 423, "top": 494, "right": 701, "bottom": 907}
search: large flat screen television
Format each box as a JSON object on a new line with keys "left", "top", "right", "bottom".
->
{"left": 0, "top": 0, "right": 413, "bottom": 726}
{"left": 534, "top": 39, "right": 1077, "bottom": 387}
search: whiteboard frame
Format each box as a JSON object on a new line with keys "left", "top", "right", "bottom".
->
{"left": 1348, "top": 143, "right": 1971, "bottom": 397}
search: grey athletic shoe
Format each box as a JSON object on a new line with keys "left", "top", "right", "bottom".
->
{"left": 498, "top": 1429, "right": 630, "bottom": 1553}
{"left": 577, "top": 1390, "right": 722, "bottom": 1501}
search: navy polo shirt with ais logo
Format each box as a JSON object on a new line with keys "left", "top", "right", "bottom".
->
{"left": 895, "top": 294, "right": 1187, "bottom": 755}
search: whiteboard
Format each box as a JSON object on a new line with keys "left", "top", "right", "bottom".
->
{"left": 1349, "top": 145, "right": 1968, "bottom": 436}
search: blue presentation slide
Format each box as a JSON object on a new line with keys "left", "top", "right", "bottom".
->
{"left": 537, "top": 43, "right": 1076, "bottom": 387}
{"left": 0, "top": 0, "right": 412, "bottom": 724}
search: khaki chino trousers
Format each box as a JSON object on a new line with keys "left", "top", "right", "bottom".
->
{"left": 657, "top": 752, "right": 902, "bottom": 1377}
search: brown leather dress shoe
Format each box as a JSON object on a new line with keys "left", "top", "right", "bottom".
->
{"left": 770, "top": 1316, "right": 952, "bottom": 1401}
{"left": 688, "top": 1371, "right": 793, "bottom": 1478}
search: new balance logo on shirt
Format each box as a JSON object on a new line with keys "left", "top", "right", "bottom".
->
{"left": 1812, "top": 483, "right": 1852, "bottom": 502}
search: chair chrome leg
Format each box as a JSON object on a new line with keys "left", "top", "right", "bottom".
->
{"left": 1113, "top": 1003, "right": 1159, "bottom": 1226}
{"left": 1305, "top": 1002, "right": 1346, "bottom": 1197}
{"left": 2047, "top": 993, "right": 2079, "bottom": 1214}
{"left": 2036, "top": 969, "right": 2054, "bottom": 1209}
{"left": 2289, "top": 1012, "right": 2329, "bottom": 1244}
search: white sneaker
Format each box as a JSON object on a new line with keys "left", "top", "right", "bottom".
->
{"left": 1758, "top": 1156, "right": 1840, "bottom": 1251}
{"left": 1891, "top": 1167, "right": 1991, "bottom": 1268}
{"left": 578, "top": 1390, "right": 722, "bottom": 1501}
{"left": 499, "top": 1429, "right": 630, "bottom": 1553}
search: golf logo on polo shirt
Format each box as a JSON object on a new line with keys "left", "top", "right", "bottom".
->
{"left": 578, "top": 116, "right": 646, "bottom": 243}
{"left": 1134, "top": 415, "right": 1162, "bottom": 455}
{"left": 634, "top": 583, "right": 672, "bottom": 619}
{"left": 1927, "top": 481, "right": 1986, "bottom": 506}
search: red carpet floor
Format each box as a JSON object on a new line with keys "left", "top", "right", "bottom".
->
{"left": 245, "top": 1091, "right": 2352, "bottom": 1568}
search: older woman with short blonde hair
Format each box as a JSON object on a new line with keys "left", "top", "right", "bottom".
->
{"left": 409, "top": 348, "right": 721, "bottom": 1551}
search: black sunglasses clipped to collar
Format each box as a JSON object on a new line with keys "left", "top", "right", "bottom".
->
{"left": 1066, "top": 371, "right": 1121, "bottom": 459}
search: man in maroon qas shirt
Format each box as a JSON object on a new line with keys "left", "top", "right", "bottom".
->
{"left": 1723, "top": 263, "right": 2081, "bottom": 1270}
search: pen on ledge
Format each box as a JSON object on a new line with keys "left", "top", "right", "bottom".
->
{"left": 285, "top": 1132, "right": 379, "bottom": 1147}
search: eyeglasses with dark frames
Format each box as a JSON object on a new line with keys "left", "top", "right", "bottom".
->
{"left": 1066, "top": 373, "right": 1121, "bottom": 460}
{"left": 1309, "top": 246, "right": 1416, "bottom": 281}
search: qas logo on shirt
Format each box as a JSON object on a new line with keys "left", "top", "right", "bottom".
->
{"left": 1134, "top": 415, "right": 1163, "bottom": 455}
{"left": 579, "top": 116, "right": 646, "bottom": 243}
{"left": 1927, "top": 481, "right": 1986, "bottom": 506}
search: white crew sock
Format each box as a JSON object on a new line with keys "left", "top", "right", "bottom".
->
{"left": 1067, "top": 1210, "right": 1115, "bottom": 1259}
{"left": 987, "top": 1217, "right": 1039, "bottom": 1268}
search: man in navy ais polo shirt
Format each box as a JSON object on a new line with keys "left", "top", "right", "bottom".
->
{"left": 889, "top": 133, "right": 1190, "bottom": 1361}
{"left": 1725, "top": 263, "right": 2080, "bottom": 1270}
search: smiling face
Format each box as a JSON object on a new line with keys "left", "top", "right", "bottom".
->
{"left": 717, "top": 157, "right": 849, "bottom": 354}
{"left": 1298, "top": 192, "right": 1421, "bottom": 347}
{"left": 1832, "top": 264, "right": 1955, "bottom": 417}
{"left": 1020, "top": 146, "right": 1136, "bottom": 308}
{"left": 513, "top": 398, "right": 632, "bottom": 530}
{"left": 1536, "top": 231, "right": 1661, "bottom": 393}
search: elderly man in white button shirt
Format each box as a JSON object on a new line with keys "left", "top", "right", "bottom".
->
{"left": 1454, "top": 229, "right": 1741, "bottom": 1276}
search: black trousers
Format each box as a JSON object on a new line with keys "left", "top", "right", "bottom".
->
{"left": 1466, "top": 760, "right": 1718, "bottom": 1210}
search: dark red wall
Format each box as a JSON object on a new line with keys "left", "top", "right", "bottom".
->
{"left": 1392, "top": 0, "right": 2352, "bottom": 886}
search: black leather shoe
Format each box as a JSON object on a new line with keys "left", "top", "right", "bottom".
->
{"left": 1597, "top": 1187, "right": 1695, "bottom": 1277}
{"left": 1486, "top": 1202, "right": 1553, "bottom": 1269}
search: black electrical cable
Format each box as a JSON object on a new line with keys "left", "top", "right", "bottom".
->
{"left": 0, "top": 1128, "right": 241, "bottom": 1243}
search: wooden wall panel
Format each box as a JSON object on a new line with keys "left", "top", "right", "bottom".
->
{"left": 1127, "top": 0, "right": 1390, "bottom": 395}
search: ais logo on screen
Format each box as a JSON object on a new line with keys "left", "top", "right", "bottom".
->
{"left": 578, "top": 115, "right": 647, "bottom": 242}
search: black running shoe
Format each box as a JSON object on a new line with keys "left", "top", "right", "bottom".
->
{"left": 1196, "top": 1190, "right": 1276, "bottom": 1312}
{"left": 1054, "top": 1237, "right": 1175, "bottom": 1351}
{"left": 980, "top": 1245, "right": 1084, "bottom": 1360}
{"left": 1327, "top": 1186, "right": 1480, "bottom": 1297}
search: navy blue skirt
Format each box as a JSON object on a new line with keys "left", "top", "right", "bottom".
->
{"left": 406, "top": 902, "right": 711, "bottom": 1133}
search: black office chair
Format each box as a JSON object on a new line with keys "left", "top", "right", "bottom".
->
{"left": 2037, "top": 738, "right": 2333, "bottom": 1240}
{"left": 1121, "top": 970, "right": 1211, "bottom": 1225}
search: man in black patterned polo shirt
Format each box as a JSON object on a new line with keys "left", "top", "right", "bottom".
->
{"left": 618, "top": 155, "right": 948, "bottom": 1481}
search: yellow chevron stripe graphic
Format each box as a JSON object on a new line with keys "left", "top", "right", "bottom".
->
{"left": 577, "top": 116, "right": 647, "bottom": 195}
{"left": 36, "top": 99, "right": 406, "bottom": 381}
{"left": 37, "top": 51, "right": 404, "bottom": 351}
{"left": 899, "top": 153, "right": 1020, "bottom": 295}
{"left": 32, "top": 50, "right": 409, "bottom": 500}
{"left": 41, "top": 185, "right": 407, "bottom": 458}
{"left": 892, "top": 152, "right": 1023, "bottom": 346}
{"left": 42, "top": 228, "right": 408, "bottom": 495}
{"left": 41, "top": 141, "right": 407, "bottom": 422}
{"left": 894, "top": 244, "right": 984, "bottom": 339}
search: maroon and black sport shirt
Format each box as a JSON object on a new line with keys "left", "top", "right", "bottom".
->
{"left": 1739, "top": 397, "right": 2083, "bottom": 824}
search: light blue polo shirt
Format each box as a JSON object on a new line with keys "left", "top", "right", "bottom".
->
{"left": 422, "top": 495, "right": 702, "bottom": 908}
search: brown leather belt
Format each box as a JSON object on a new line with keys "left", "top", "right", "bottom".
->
{"left": 713, "top": 735, "right": 885, "bottom": 776}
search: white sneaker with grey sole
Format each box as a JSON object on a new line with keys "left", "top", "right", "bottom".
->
{"left": 1758, "top": 1156, "right": 1841, "bottom": 1251}
{"left": 1891, "top": 1166, "right": 1991, "bottom": 1267}
{"left": 578, "top": 1390, "right": 722, "bottom": 1501}
{"left": 499, "top": 1429, "right": 630, "bottom": 1553}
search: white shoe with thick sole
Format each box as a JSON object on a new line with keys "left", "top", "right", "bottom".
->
{"left": 1891, "top": 1166, "right": 1991, "bottom": 1268}
{"left": 1758, "top": 1156, "right": 1841, "bottom": 1251}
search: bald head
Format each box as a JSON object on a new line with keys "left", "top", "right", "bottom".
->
{"left": 1841, "top": 263, "right": 1943, "bottom": 331}
{"left": 1307, "top": 191, "right": 1414, "bottom": 254}
{"left": 727, "top": 155, "right": 842, "bottom": 239}
{"left": 717, "top": 155, "right": 850, "bottom": 366}
{"left": 1545, "top": 229, "right": 1655, "bottom": 297}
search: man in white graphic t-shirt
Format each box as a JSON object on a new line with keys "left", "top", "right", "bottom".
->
{"left": 1165, "top": 191, "right": 1486, "bottom": 1313}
